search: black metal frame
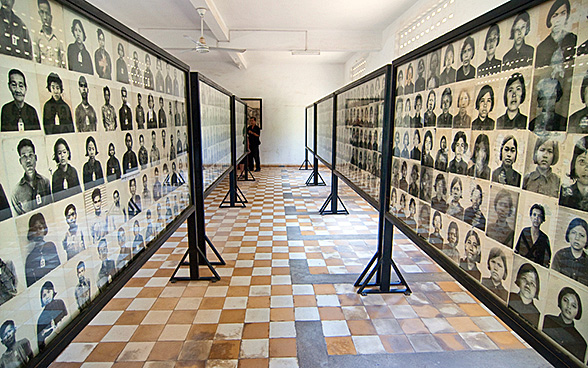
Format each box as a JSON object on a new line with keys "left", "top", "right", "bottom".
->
{"left": 305, "top": 103, "right": 326, "bottom": 186}
{"left": 385, "top": 0, "right": 581, "bottom": 366}
{"left": 300, "top": 105, "right": 314, "bottom": 170}
{"left": 221, "top": 96, "right": 248, "bottom": 208}
{"left": 242, "top": 98, "right": 263, "bottom": 129}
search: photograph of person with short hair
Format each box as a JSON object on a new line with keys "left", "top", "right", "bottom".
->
{"left": 481, "top": 246, "right": 509, "bottom": 301}
{"left": 478, "top": 24, "right": 502, "bottom": 78}
{"left": 492, "top": 135, "right": 521, "bottom": 187}
{"left": 419, "top": 167, "right": 432, "bottom": 202}
{"left": 434, "top": 134, "right": 449, "bottom": 171}
{"left": 153, "top": 167, "right": 162, "bottom": 201}
{"left": 423, "top": 90, "right": 436, "bottom": 127}
{"left": 24, "top": 212, "right": 60, "bottom": 287}
{"left": 0, "top": 319, "right": 33, "bottom": 367}
{"left": 105, "top": 142, "right": 121, "bottom": 182}
{"left": 443, "top": 221, "right": 460, "bottom": 262}
{"left": 155, "top": 58, "right": 164, "bottom": 93}
{"left": 456, "top": 36, "right": 476, "bottom": 81}
{"left": 467, "top": 133, "right": 490, "bottom": 179}
{"left": 96, "top": 238, "right": 116, "bottom": 289}
{"left": 67, "top": 19, "right": 92, "bottom": 74}
{"left": 0, "top": 0, "right": 33, "bottom": 60}
{"left": 135, "top": 93, "right": 145, "bottom": 129}
{"left": 496, "top": 72, "right": 528, "bottom": 129}
{"left": 569, "top": 71, "right": 588, "bottom": 133}
{"left": 552, "top": 216, "right": 588, "bottom": 285}
{"left": 101, "top": 86, "right": 117, "bottom": 131}
{"left": 429, "top": 210, "right": 444, "bottom": 249}
{"left": 417, "top": 203, "right": 430, "bottom": 238}
{"left": 508, "top": 262, "right": 541, "bottom": 328}
{"left": 471, "top": 85, "right": 495, "bottom": 131}
{"left": 421, "top": 130, "right": 434, "bottom": 167}
{"left": 115, "top": 42, "right": 129, "bottom": 84}
{"left": 0, "top": 256, "right": 17, "bottom": 306}
{"left": 560, "top": 136, "right": 588, "bottom": 211}
{"left": 412, "top": 94, "right": 423, "bottom": 128}
{"left": 130, "top": 51, "right": 142, "bottom": 87}
{"left": 74, "top": 260, "right": 90, "bottom": 309}
{"left": 535, "top": 0, "right": 577, "bottom": 68}
{"left": 158, "top": 96, "right": 166, "bottom": 128}
{"left": 439, "top": 44, "right": 456, "bottom": 85}
{"left": 43, "top": 72, "right": 74, "bottom": 134}
{"left": 144, "top": 54, "right": 154, "bottom": 90}
{"left": 502, "top": 11, "right": 534, "bottom": 70}
{"left": 11, "top": 138, "right": 52, "bottom": 215}
{"left": 447, "top": 176, "right": 465, "bottom": 220}
{"left": 431, "top": 173, "right": 448, "bottom": 213}
{"left": 138, "top": 134, "right": 148, "bottom": 169}
{"left": 410, "top": 130, "right": 421, "bottom": 161}
{"left": 400, "top": 131, "right": 410, "bottom": 159}
{"left": 529, "top": 77, "right": 567, "bottom": 132}
{"left": 396, "top": 69, "right": 404, "bottom": 96}
{"left": 404, "top": 63, "right": 414, "bottom": 94}
{"left": 82, "top": 136, "right": 104, "bottom": 189}
{"left": 132, "top": 220, "right": 144, "bottom": 253}
{"left": 51, "top": 137, "right": 81, "bottom": 201}
{"left": 122, "top": 133, "right": 138, "bottom": 174}
{"left": 486, "top": 188, "right": 518, "bottom": 248}
{"left": 74, "top": 76, "right": 97, "bottom": 132}
{"left": 408, "top": 163, "right": 419, "bottom": 197}
{"left": 1, "top": 69, "right": 41, "bottom": 131}
{"left": 437, "top": 88, "right": 453, "bottom": 128}
{"left": 515, "top": 203, "right": 551, "bottom": 267}
{"left": 448, "top": 131, "right": 468, "bottom": 175}
{"left": 145, "top": 209, "right": 154, "bottom": 242}
{"left": 119, "top": 87, "right": 132, "bottom": 131}
{"left": 464, "top": 184, "right": 486, "bottom": 231}
{"left": 406, "top": 197, "right": 417, "bottom": 231}
{"left": 459, "top": 228, "right": 482, "bottom": 280}
{"left": 427, "top": 50, "right": 441, "bottom": 89}
{"left": 453, "top": 89, "right": 472, "bottom": 129}
{"left": 61, "top": 203, "right": 85, "bottom": 260}
{"left": 523, "top": 135, "right": 560, "bottom": 197}
{"left": 146, "top": 94, "right": 157, "bottom": 128}
{"left": 94, "top": 28, "right": 111, "bottom": 79}
{"left": 165, "top": 63, "right": 172, "bottom": 95}
{"left": 414, "top": 58, "right": 426, "bottom": 92}
{"left": 88, "top": 188, "right": 107, "bottom": 244}
{"left": 34, "top": 0, "right": 65, "bottom": 67}
{"left": 106, "top": 189, "right": 125, "bottom": 233}
{"left": 403, "top": 98, "right": 411, "bottom": 127}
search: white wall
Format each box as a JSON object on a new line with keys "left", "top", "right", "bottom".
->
{"left": 191, "top": 62, "right": 344, "bottom": 165}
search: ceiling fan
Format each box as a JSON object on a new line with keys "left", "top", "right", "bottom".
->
{"left": 183, "top": 7, "right": 246, "bottom": 54}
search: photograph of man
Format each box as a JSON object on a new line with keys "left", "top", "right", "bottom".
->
{"left": 535, "top": 0, "right": 577, "bottom": 68}
{"left": 116, "top": 227, "right": 130, "bottom": 269}
{"left": 0, "top": 257, "right": 16, "bottom": 306}
{"left": 411, "top": 94, "right": 423, "bottom": 128}
{"left": 169, "top": 133, "right": 176, "bottom": 161}
{"left": 138, "top": 134, "right": 148, "bottom": 169}
{"left": 127, "top": 178, "right": 141, "bottom": 218}
{"left": 115, "top": 42, "right": 129, "bottom": 84}
{"left": 431, "top": 173, "right": 448, "bottom": 213}
{"left": 410, "top": 130, "right": 421, "bottom": 161}
{"left": 247, "top": 116, "right": 261, "bottom": 171}
{"left": 560, "top": 136, "right": 588, "bottom": 211}
{"left": 165, "top": 63, "right": 172, "bottom": 95}
{"left": 467, "top": 134, "right": 490, "bottom": 180}
{"left": 542, "top": 286, "right": 586, "bottom": 361}
{"left": 144, "top": 54, "right": 154, "bottom": 90}
{"left": 492, "top": 135, "right": 521, "bottom": 187}
{"left": 141, "top": 174, "right": 151, "bottom": 207}
{"left": 471, "top": 85, "right": 496, "bottom": 131}
{"left": 96, "top": 238, "right": 116, "bottom": 289}
{"left": 25, "top": 213, "right": 60, "bottom": 287}
{"left": 135, "top": 93, "right": 145, "bottom": 129}
{"left": 37, "top": 280, "right": 67, "bottom": 350}
{"left": 173, "top": 69, "right": 179, "bottom": 96}
{"left": 437, "top": 88, "right": 453, "bottom": 128}
{"left": 146, "top": 94, "right": 157, "bottom": 128}
{"left": 508, "top": 263, "right": 541, "bottom": 328}
{"left": 145, "top": 209, "right": 153, "bottom": 242}
{"left": 105, "top": 142, "right": 121, "bottom": 182}
{"left": 423, "top": 90, "right": 436, "bottom": 127}
{"left": 61, "top": 203, "right": 85, "bottom": 260}
{"left": 0, "top": 320, "right": 33, "bottom": 367}
{"left": 132, "top": 220, "right": 144, "bottom": 253}
{"left": 82, "top": 136, "right": 104, "bottom": 190}
{"left": 408, "top": 164, "right": 419, "bottom": 197}
{"left": 2, "top": 69, "right": 40, "bottom": 132}
{"left": 414, "top": 58, "right": 425, "bottom": 92}
{"left": 453, "top": 89, "right": 472, "bottom": 129}
{"left": 149, "top": 131, "right": 160, "bottom": 165}
{"left": 435, "top": 135, "right": 449, "bottom": 172}
{"left": 486, "top": 189, "right": 517, "bottom": 247}
{"left": 101, "top": 86, "right": 117, "bottom": 131}
{"left": 74, "top": 261, "right": 90, "bottom": 310}
{"left": 158, "top": 96, "right": 166, "bottom": 127}
{"left": 74, "top": 76, "right": 97, "bottom": 132}
{"left": 477, "top": 24, "right": 502, "bottom": 78}
{"left": 153, "top": 167, "right": 162, "bottom": 201}
{"left": 439, "top": 44, "right": 456, "bottom": 85}
{"left": 447, "top": 177, "right": 464, "bottom": 220}
{"left": 569, "top": 72, "right": 588, "bottom": 133}
{"left": 89, "top": 188, "right": 107, "bottom": 244}
{"left": 481, "top": 247, "right": 509, "bottom": 301}
{"left": 176, "top": 129, "right": 183, "bottom": 155}
{"left": 456, "top": 36, "right": 476, "bottom": 81}
{"left": 168, "top": 101, "right": 173, "bottom": 127}
{"left": 552, "top": 217, "right": 588, "bottom": 285}
{"left": 130, "top": 51, "right": 142, "bottom": 87}
{"left": 119, "top": 87, "right": 132, "bottom": 131}
{"left": 170, "top": 161, "right": 184, "bottom": 187}
{"left": 94, "top": 28, "right": 111, "bottom": 79}
{"left": 106, "top": 190, "right": 125, "bottom": 233}
{"left": 155, "top": 58, "right": 164, "bottom": 93}
{"left": 529, "top": 77, "right": 567, "bottom": 132}
{"left": 67, "top": 19, "right": 92, "bottom": 74}
{"left": 502, "top": 12, "right": 533, "bottom": 71}
{"left": 464, "top": 184, "right": 486, "bottom": 231}
{"left": 122, "top": 133, "right": 138, "bottom": 174}
{"left": 515, "top": 204, "right": 551, "bottom": 267}
{"left": 12, "top": 139, "right": 52, "bottom": 215}
{"left": 51, "top": 138, "right": 81, "bottom": 201}
{"left": 43, "top": 72, "right": 74, "bottom": 134}
{"left": 459, "top": 229, "right": 482, "bottom": 280}
{"left": 496, "top": 73, "right": 528, "bottom": 129}
{"left": 442, "top": 221, "right": 460, "bottom": 262}
{"left": 0, "top": 0, "right": 32, "bottom": 60}
{"left": 33, "top": 0, "right": 65, "bottom": 68}
{"left": 161, "top": 130, "right": 168, "bottom": 161}
{"left": 523, "top": 136, "right": 560, "bottom": 198}
{"left": 419, "top": 167, "right": 432, "bottom": 202}
{"left": 174, "top": 100, "right": 181, "bottom": 126}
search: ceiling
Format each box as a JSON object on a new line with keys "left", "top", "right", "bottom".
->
{"left": 86, "top": 0, "right": 415, "bottom": 69}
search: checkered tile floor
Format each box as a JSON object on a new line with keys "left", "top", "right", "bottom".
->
{"left": 50, "top": 166, "right": 546, "bottom": 368}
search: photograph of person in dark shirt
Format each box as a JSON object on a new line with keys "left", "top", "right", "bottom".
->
{"left": 542, "top": 286, "right": 586, "bottom": 361}
{"left": 560, "top": 136, "right": 588, "bottom": 211}
{"left": 414, "top": 58, "right": 426, "bottom": 92}
{"left": 158, "top": 96, "right": 166, "bottom": 128}
{"left": 447, "top": 177, "right": 464, "bottom": 220}
{"left": 105, "top": 142, "right": 121, "bottom": 182}
{"left": 96, "top": 238, "right": 116, "bottom": 289}
{"left": 477, "top": 24, "right": 502, "bottom": 78}
{"left": 459, "top": 229, "right": 482, "bottom": 280}
{"left": 0, "top": 257, "right": 17, "bottom": 306}
{"left": 74, "top": 76, "right": 97, "bottom": 132}
{"left": 75, "top": 261, "right": 90, "bottom": 310}
{"left": 552, "top": 217, "right": 588, "bottom": 286}
{"left": 508, "top": 263, "right": 540, "bottom": 328}
{"left": 101, "top": 86, "right": 117, "bottom": 131}
{"left": 0, "top": 319, "right": 33, "bottom": 367}
{"left": 43, "top": 72, "right": 74, "bottom": 135}
{"left": 523, "top": 136, "right": 560, "bottom": 198}
{"left": 24, "top": 213, "right": 60, "bottom": 287}
{"left": 471, "top": 85, "right": 495, "bottom": 131}
{"left": 486, "top": 189, "right": 517, "bottom": 248}
{"left": 535, "top": 0, "right": 577, "bottom": 68}
{"left": 122, "top": 133, "right": 138, "bottom": 174}
{"left": 0, "top": 184, "right": 11, "bottom": 222}
{"left": 481, "top": 247, "right": 509, "bottom": 301}
{"left": 448, "top": 131, "right": 468, "bottom": 175}
{"left": 153, "top": 167, "right": 162, "bottom": 201}
{"left": 135, "top": 93, "right": 145, "bottom": 129}
{"left": 496, "top": 72, "right": 528, "bottom": 129}
{"left": 94, "top": 28, "right": 111, "bottom": 79}
{"left": 456, "top": 36, "right": 476, "bottom": 81}
{"left": 61, "top": 203, "right": 86, "bottom": 261}
{"left": 155, "top": 58, "right": 164, "bottom": 93}
{"left": 11, "top": 139, "right": 52, "bottom": 215}
{"left": 492, "top": 135, "right": 521, "bottom": 187}
{"left": 467, "top": 134, "right": 490, "bottom": 180}
{"left": 119, "top": 87, "right": 132, "bottom": 130}
{"left": 529, "top": 77, "right": 567, "bottom": 132}
{"left": 67, "top": 19, "right": 92, "bottom": 74}
{"left": 464, "top": 184, "right": 486, "bottom": 231}
{"left": 36, "top": 281, "right": 67, "bottom": 350}
{"left": 437, "top": 88, "right": 453, "bottom": 128}
{"left": 51, "top": 138, "right": 81, "bottom": 201}
{"left": 568, "top": 72, "right": 588, "bottom": 134}
{"left": 453, "top": 89, "right": 472, "bottom": 129}
{"left": 502, "top": 11, "right": 534, "bottom": 71}
{"left": 0, "top": 0, "right": 33, "bottom": 60}
{"left": 439, "top": 44, "right": 456, "bottom": 85}
{"left": 130, "top": 51, "right": 142, "bottom": 87}
{"left": 116, "top": 42, "right": 129, "bottom": 84}
{"left": 515, "top": 204, "right": 551, "bottom": 267}
{"left": 423, "top": 90, "right": 436, "bottom": 127}
{"left": 82, "top": 136, "right": 104, "bottom": 190}
{"left": 144, "top": 54, "right": 154, "bottom": 90}
{"left": 434, "top": 135, "right": 449, "bottom": 172}
{"left": 431, "top": 173, "right": 448, "bottom": 213}
{"left": 1, "top": 69, "right": 40, "bottom": 131}
{"left": 127, "top": 178, "right": 141, "bottom": 218}
{"left": 146, "top": 94, "right": 157, "bottom": 128}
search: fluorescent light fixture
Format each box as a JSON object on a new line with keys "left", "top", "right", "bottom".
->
{"left": 291, "top": 50, "right": 320, "bottom": 56}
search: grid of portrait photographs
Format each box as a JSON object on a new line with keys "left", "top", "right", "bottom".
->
{"left": 306, "top": 105, "right": 314, "bottom": 152}
{"left": 390, "top": 0, "right": 588, "bottom": 363}
{"left": 317, "top": 97, "right": 333, "bottom": 165}
{"left": 235, "top": 100, "right": 247, "bottom": 160}
{"left": 0, "top": 0, "right": 191, "bottom": 362}
{"left": 336, "top": 74, "right": 386, "bottom": 201}
{"left": 200, "top": 82, "right": 231, "bottom": 190}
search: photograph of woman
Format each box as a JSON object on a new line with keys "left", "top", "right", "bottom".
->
{"left": 429, "top": 210, "right": 444, "bottom": 249}
{"left": 37, "top": 281, "right": 68, "bottom": 350}
{"left": 405, "top": 63, "right": 414, "bottom": 94}
{"left": 515, "top": 204, "right": 551, "bottom": 267}
{"left": 456, "top": 36, "right": 476, "bottom": 81}
{"left": 423, "top": 90, "right": 437, "bottom": 127}
{"left": 410, "top": 130, "right": 421, "bottom": 161}
{"left": 559, "top": 136, "right": 588, "bottom": 211}
{"left": 459, "top": 229, "right": 482, "bottom": 280}
{"left": 417, "top": 203, "right": 430, "bottom": 238}
{"left": 403, "top": 99, "right": 411, "bottom": 127}
{"left": 508, "top": 263, "right": 541, "bottom": 328}
{"left": 502, "top": 11, "right": 534, "bottom": 71}
{"left": 542, "top": 286, "right": 586, "bottom": 361}
{"left": 421, "top": 130, "right": 434, "bottom": 167}
{"left": 443, "top": 221, "right": 460, "bottom": 262}
{"left": 406, "top": 198, "right": 417, "bottom": 231}
{"left": 116, "top": 42, "right": 129, "bottom": 84}
{"left": 67, "top": 19, "right": 93, "bottom": 74}
{"left": 408, "top": 164, "right": 419, "bottom": 197}
{"left": 399, "top": 161, "right": 408, "bottom": 191}
{"left": 528, "top": 77, "right": 567, "bottom": 132}
{"left": 439, "top": 44, "right": 456, "bottom": 85}
{"left": 412, "top": 95, "right": 423, "bottom": 128}
{"left": 82, "top": 136, "right": 104, "bottom": 190}
{"left": 535, "top": 0, "right": 577, "bottom": 68}
{"left": 427, "top": 51, "right": 440, "bottom": 89}
{"left": 435, "top": 134, "right": 449, "bottom": 171}
{"left": 477, "top": 24, "right": 502, "bottom": 78}
{"left": 51, "top": 138, "right": 81, "bottom": 201}
{"left": 523, "top": 136, "right": 560, "bottom": 198}
{"left": 481, "top": 247, "right": 509, "bottom": 301}
{"left": 420, "top": 167, "right": 432, "bottom": 202}
{"left": 43, "top": 72, "right": 74, "bottom": 135}
{"left": 492, "top": 135, "right": 521, "bottom": 187}
{"left": 447, "top": 176, "right": 465, "bottom": 220}
{"left": 464, "top": 184, "right": 486, "bottom": 231}
{"left": 448, "top": 131, "right": 468, "bottom": 175}
{"left": 431, "top": 173, "right": 448, "bottom": 213}
{"left": 471, "top": 85, "right": 496, "bottom": 131}
{"left": 552, "top": 217, "right": 588, "bottom": 286}
{"left": 453, "top": 89, "right": 473, "bottom": 129}
{"left": 415, "top": 58, "right": 426, "bottom": 92}
{"left": 486, "top": 188, "right": 517, "bottom": 248}
{"left": 569, "top": 72, "right": 588, "bottom": 134}
{"left": 467, "top": 134, "right": 490, "bottom": 180}
{"left": 437, "top": 88, "right": 453, "bottom": 128}
{"left": 401, "top": 131, "right": 410, "bottom": 159}
{"left": 24, "top": 213, "right": 60, "bottom": 287}
{"left": 496, "top": 73, "right": 528, "bottom": 129}
{"left": 398, "top": 193, "right": 407, "bottom": 221}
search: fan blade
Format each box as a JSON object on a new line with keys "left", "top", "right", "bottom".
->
{"left": 183, "top": 35, "right": 200, "bottom": 45}
{"left": 209, "top": 46, "right": 246, "bottom": 53}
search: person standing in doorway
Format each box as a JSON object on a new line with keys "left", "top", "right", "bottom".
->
{"left": 247, "top": 117, "right": 261, "bottom": 172}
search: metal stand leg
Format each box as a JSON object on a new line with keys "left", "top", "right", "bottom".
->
{"left": 299, "top": 158, "right": 312, "bottom": 170}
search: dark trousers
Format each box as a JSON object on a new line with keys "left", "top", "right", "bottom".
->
{"left": 248, "top": 144, "right": 260, "bottom": 171}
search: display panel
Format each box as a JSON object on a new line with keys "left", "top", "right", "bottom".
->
{"left": 389, "top": 0, "right": 588, "bottom": 365}
{"left": 305, "top": 105, "right": 314, "bottom": 153}
{"left": 0, "top": 0, "right": 191, "bottom": 363}
{"left": 199, "top": 81, "right": 231, "bottom": 190}
{"left": 336, "top": 73, "right": 386, "bottom": 201}
{"left": 235, "top": 99, "right": 247, "bottom": 161}
{"left": 316, "top": 96, "right": 333, "bottom": 166}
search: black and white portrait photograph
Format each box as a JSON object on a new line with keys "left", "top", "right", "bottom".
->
{"left": 464, "top": 179, "right": 490, "bottom": 231}
{"left": 442, "top": 219, "right": 460, "bottom": 263}
{"left": 496, "top": 71, "right": 532, "bottom": 129}
{"left": 501, "top": 11, "right": 536, "bottom": 71}
{"left": 31, "top": 0, "right": 67, "bottom": 68}
{"left": 439, "top": 42, "right": 457, "bottom": 85}
{"left": 448, "top": 129, "right": 470, "bottom": 175}
{"left": 480, "top": 243, "right": 513, "bottom": 302}
{"left": 430, "top": 210, "right": 447, "bottom": 248}
{"left": 0, "top": 0, "right": 33, "bottom": 60}
{"left": 48, "top": 136, "right": 81, "bottom": 202}
{"left": 459, "top": 227, "right": 483, "bottom": 280}
{"left": 456, "top": 35, "right": 478, "bottom": 82}
{"left": 0, "top": 63, "right": 42, "bottom": 132}
{"left": 552, "top": 208, "right": 588, "bottom": 286}
{"left": 73, "top": 76, "right": 98, "bottom": 133}
{"left": 453, "top": 86, "right": 474, "bottom": 129}
{"left": 471, "top": 84, "right": 497, "bottom": 131}
{"left": 431, "top": 171, "right": 448, "bottom": 213}
{"left": 507, "top": 256, "right": 549, "bottom": 329}
{"left": 434, "top": 129, "right": 450, "bottom": 172}
{"left": 446, "top": 174, "right": 466, "bottom": 221}
{"left": 426, "top": 50, "right": 441, "bottom": 89}
{"left": 491, "top": 131, "right": 526, "bottom": 188}
{"left": 486, "top": 186, "right": 519, "bottom": 248}
{"left": 568, "top": 65, "right": 588, "bottom": 134}
{"left": 113, "top": 37, "right": 130, "bottom": 84}
{"left": 467, "top": 132, "right": 492, "bottom": 180}
{"left": 417, "top": 201, "right": 430, "bottom": 239}
{"left": 477, "top": 23, "right": 503, "bottom": 78}
{"left": 522, "top": 132, "right": 564, "bottom": 198}
{"left": 38, "top": 70, "right": 74, "bottom": 135}
{"left": 535, "top": 0, "right": 579, "bottom": 68}
{"left": 436, "top": 87, "right": 453, "bottom": 128}
{"left": 528, "top": 66, "right": 572, "bottom": 133}
{"left": 419, "top": 166, "right": 433, "bottom": 202}
{"left": 559, "top": 134, "right": 588, "bottom": 211}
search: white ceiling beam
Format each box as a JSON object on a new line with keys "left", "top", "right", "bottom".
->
{"left": 189, "top": 0, "right": 229, "bottom": 42}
